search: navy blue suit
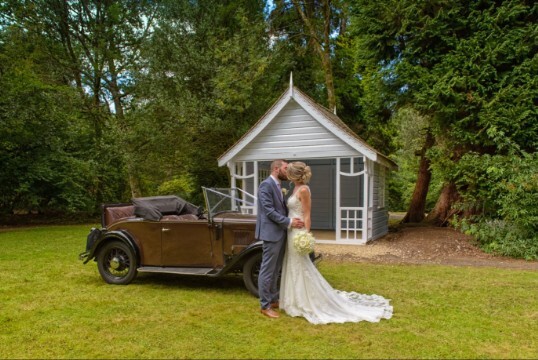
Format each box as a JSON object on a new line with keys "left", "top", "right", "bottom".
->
{"left": 256, "top": 176, "right": 290, "bottom": 309}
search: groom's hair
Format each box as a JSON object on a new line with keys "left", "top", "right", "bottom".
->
{"left": 271, "top": 159, "right": 286, "bottom": 170}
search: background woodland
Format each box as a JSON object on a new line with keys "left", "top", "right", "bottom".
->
{"left": 0, "top": 0, "right": 536, "bottom": 258}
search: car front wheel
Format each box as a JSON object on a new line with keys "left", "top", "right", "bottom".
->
{"left": 97, "top": 240, "right": 137, "bottom": 285}
{"left": 242, "top": 252, "right": 262, "bottom": 297}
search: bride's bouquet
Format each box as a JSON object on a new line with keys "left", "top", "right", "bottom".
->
{"left": 292, "top": 230, "right": 316, "bottom": 255}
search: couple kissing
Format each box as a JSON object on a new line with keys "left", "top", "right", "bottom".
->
{"left": 255, "top": 159, "right": 393, "bottom": 324}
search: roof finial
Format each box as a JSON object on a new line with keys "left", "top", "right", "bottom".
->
{"left": 333, "top": 106, "right": 337, "bottom": 115}
{"left": 289, "top": 72, "right": 294, "bottom": 96}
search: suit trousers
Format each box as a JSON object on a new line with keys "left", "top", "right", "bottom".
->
{"left": 258, "top": 238, "right": 286, "bottom": 309}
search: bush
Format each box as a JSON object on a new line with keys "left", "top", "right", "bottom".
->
{"left": 455, "top": 153, "right": 538, "bottom": 260}
{"left": 157, "top": 175, "right": 196, "bottom": 200}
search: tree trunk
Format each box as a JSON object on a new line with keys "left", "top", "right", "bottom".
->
{"left": 425, "top": 181, "right": 460, "bottom": 226}
{"left": 292, "top": 0, "right": 337, "bottom": 109}
{"left": 128, "top": 169, "right": 142, "bottom": 199}
{"left": 108, "top": 58, "right": 142, "bottom": 198}
{"left": 402, "top": 130, "right": 435, "bottom": 223}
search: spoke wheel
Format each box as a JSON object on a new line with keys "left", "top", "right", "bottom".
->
{"left": 97, "top": 241, "right": 137, "bottom": 285}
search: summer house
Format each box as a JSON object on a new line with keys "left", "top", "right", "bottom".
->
{"left": 218, "top": 76, "right": 397, "bottom": 245}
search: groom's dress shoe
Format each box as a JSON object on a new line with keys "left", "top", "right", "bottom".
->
{"left": 260, "top": 308, "right": 279, "bottom": 318}
{"left": 270, "top": 301, "right": 279, "bottom": 309}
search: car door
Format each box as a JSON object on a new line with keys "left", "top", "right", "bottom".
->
{"left": 160, "top": 220, "right": 213, "bottom": 267}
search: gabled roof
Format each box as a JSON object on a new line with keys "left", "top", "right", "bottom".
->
{"left": 218, "top": 85, "right": 397, "bottom": 170}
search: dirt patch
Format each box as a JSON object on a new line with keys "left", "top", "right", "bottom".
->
{"left": 316, "top": 225, "right": 538, "bottom": 270}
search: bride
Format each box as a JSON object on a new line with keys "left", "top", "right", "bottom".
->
{"left": 280, "top": 161, "right": 393, "bottom": 324}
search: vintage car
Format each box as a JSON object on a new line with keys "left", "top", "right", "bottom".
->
{"left": 79, "top": 188, "right": 264, "bottom": 296}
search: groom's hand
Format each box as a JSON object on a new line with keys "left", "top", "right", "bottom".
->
{"left": 291, "top": 218, "right": 304, "bottom": 228}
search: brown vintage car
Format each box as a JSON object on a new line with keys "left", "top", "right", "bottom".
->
{"left": 79, "top": 188, "right": 263, "bottom": 296}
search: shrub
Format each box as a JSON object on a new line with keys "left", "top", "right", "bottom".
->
{"left": 455, "top": 152, "right": 538, "bottom": 260}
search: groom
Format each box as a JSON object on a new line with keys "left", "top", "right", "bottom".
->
{"left": 256, "top": 159, "right": 303, "bottom": 318}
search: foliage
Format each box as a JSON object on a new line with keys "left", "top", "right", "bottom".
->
{"left": 157, "top": 175, "right": 196, "bottom": 200}
{"left": 455, "top": 153, "right": 538, "bottom": 260}
{"left": 1, "top": 0, "right": 537, "bottom": 265}
{"left": 351, "top": 0, "right": 537, "bottom": 220}
{"left": 268, "top": 0, "right": 335, "bottom": 106}
{"left": 269, "top": 0, "right": 395, "bottom": 154}
{"left": 133, "top": 0, "right": 278, "bottom": 204}
{"left": 353, "top": 0, "right": 537, "bottom": 149}
{"left": 0, "top": 27, "right": 122, "bottom": 214}
{"left": 387, "top": 107, "right": 442, "bottom": 211}
{"left": 2, "top": 0, "right": 159, "bottom": 199}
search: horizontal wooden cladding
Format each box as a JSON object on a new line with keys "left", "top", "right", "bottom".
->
{"left": 372, "top": 209, "right": 388, "bottom": 238}
{"left": 237, "top": 102, "right": 359, "bottom": 160}
{"left": 266, "top": 116, "right": 316, "bottom": 127}
{"left": 260, "top": 125, "right": 325, "bottom": 136}
{"left": 249, "top": 134, "right": 336, "bottom": 149}
{"left": 246, "top": 142, "right": 351, "bottom": 152}
{"left": 278, "top": 101, "right": 309, "bottom": 115}
{"left": 235, "top": 148, "right": 360, "bottom": 161}
{"left": 243, "top": 138, "right": 358, "bottom": 155}
{"left": 246, "top": 137, "right": 342, "bottom": 149}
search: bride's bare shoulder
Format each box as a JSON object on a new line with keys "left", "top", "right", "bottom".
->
{"left": 298, "top": 185, "right": 311, "bottom": 197}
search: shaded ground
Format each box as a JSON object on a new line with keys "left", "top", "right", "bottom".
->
{"left": 317, "top": 225, "right": 538, "bottom": 270}
{"left": 1, "top": 215, "right": 536, "bottom": 270}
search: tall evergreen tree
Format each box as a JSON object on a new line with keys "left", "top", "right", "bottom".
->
{"left": 352, "top": 0, "right": 537, "bottom": 225}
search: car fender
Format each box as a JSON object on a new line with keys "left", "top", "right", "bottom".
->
{"left": 219, "top": 240, "right": 263, "bottom": 274}
{"left": 81, "top": 229, "right": 139, "bottom": 265}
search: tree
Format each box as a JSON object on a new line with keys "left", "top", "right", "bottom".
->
{"left": 269, "top": 0, "right": 350, "bottom": 110}
{"left": 132, "top": 0, "right": 276, "bottom": 203}
{"left": 2, "top": 0, "right": 158, "bottom": 198}
{"left": 352, "top": 0, "right": 538, "bottom": 225}
{"left": 0, "top": 26, "right": 114, "bottom": 214}
{"left": 392, "top": 110, "right": 435, "bottom": 223}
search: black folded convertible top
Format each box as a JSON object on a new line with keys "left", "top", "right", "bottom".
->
{"left": 131, "top": 195, "right": 201, "bottom": 221}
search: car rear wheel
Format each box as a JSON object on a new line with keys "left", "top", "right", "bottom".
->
{"left": 242, "top": 252, "right": 262, "bottom": 297}
{"left": 97, "top": 240, "right": 137, "bottom": 285}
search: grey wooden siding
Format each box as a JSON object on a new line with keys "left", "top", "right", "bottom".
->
{"left": 371, "top": 163, "right": 388, "bottom": 240}
{"left": 372, "top": 163, "right": 379, "bottom": 208}
{"left": 371, "top": 208, "right": 389, "bottom": 240}
{"left": 307, "top": 160, "right": 335, "bottom": 230}
{"left": 372, "top": 162, "right": 387, "bottom": 209}
{"left": 235, "top": 100, "right": 360, "bottom": 161}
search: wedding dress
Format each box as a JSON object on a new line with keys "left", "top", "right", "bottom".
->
{"left": 280, "top": 186, "right": 393, "bottom": 324}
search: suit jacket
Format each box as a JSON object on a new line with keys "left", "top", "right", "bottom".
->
{"left": 255, "top": 176, "right": 290, "bottom": 242}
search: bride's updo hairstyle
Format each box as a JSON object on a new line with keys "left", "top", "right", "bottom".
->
{"left": 287, "top": 161, "right": 312, "bottom": 184}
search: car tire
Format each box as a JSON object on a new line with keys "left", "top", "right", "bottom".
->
{"left": 97, "top": 240, "right": 137, "bottom": 285}
{"left": 242, "top": 252, "right": 262, "bottom": 297}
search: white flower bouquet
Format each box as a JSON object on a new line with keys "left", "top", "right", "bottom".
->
{"left": 292, "top": 230, "right": 315, "bottom": 255}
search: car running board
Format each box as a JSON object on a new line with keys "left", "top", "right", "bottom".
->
{"left": 137, "top": 266, "right": 219, "bottom": 276}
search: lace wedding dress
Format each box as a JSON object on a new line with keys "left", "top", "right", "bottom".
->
{"left": 280, "top": 187, "right": 393, "bottom": 324}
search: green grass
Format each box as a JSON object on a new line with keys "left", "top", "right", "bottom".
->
{"left": 0, "top": 225, "right": 537, "bottom": 359}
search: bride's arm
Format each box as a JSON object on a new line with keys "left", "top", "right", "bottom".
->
{"left": 299, "top": 187, "right": 312, "bottom": 232}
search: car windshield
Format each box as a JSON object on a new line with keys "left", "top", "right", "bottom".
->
{"left": 202, "top": 187, "right": 256, "bottom": 220}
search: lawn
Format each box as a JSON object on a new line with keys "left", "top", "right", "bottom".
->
{"left": 0, "top": 225, "right": 537, "bottom": 359}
